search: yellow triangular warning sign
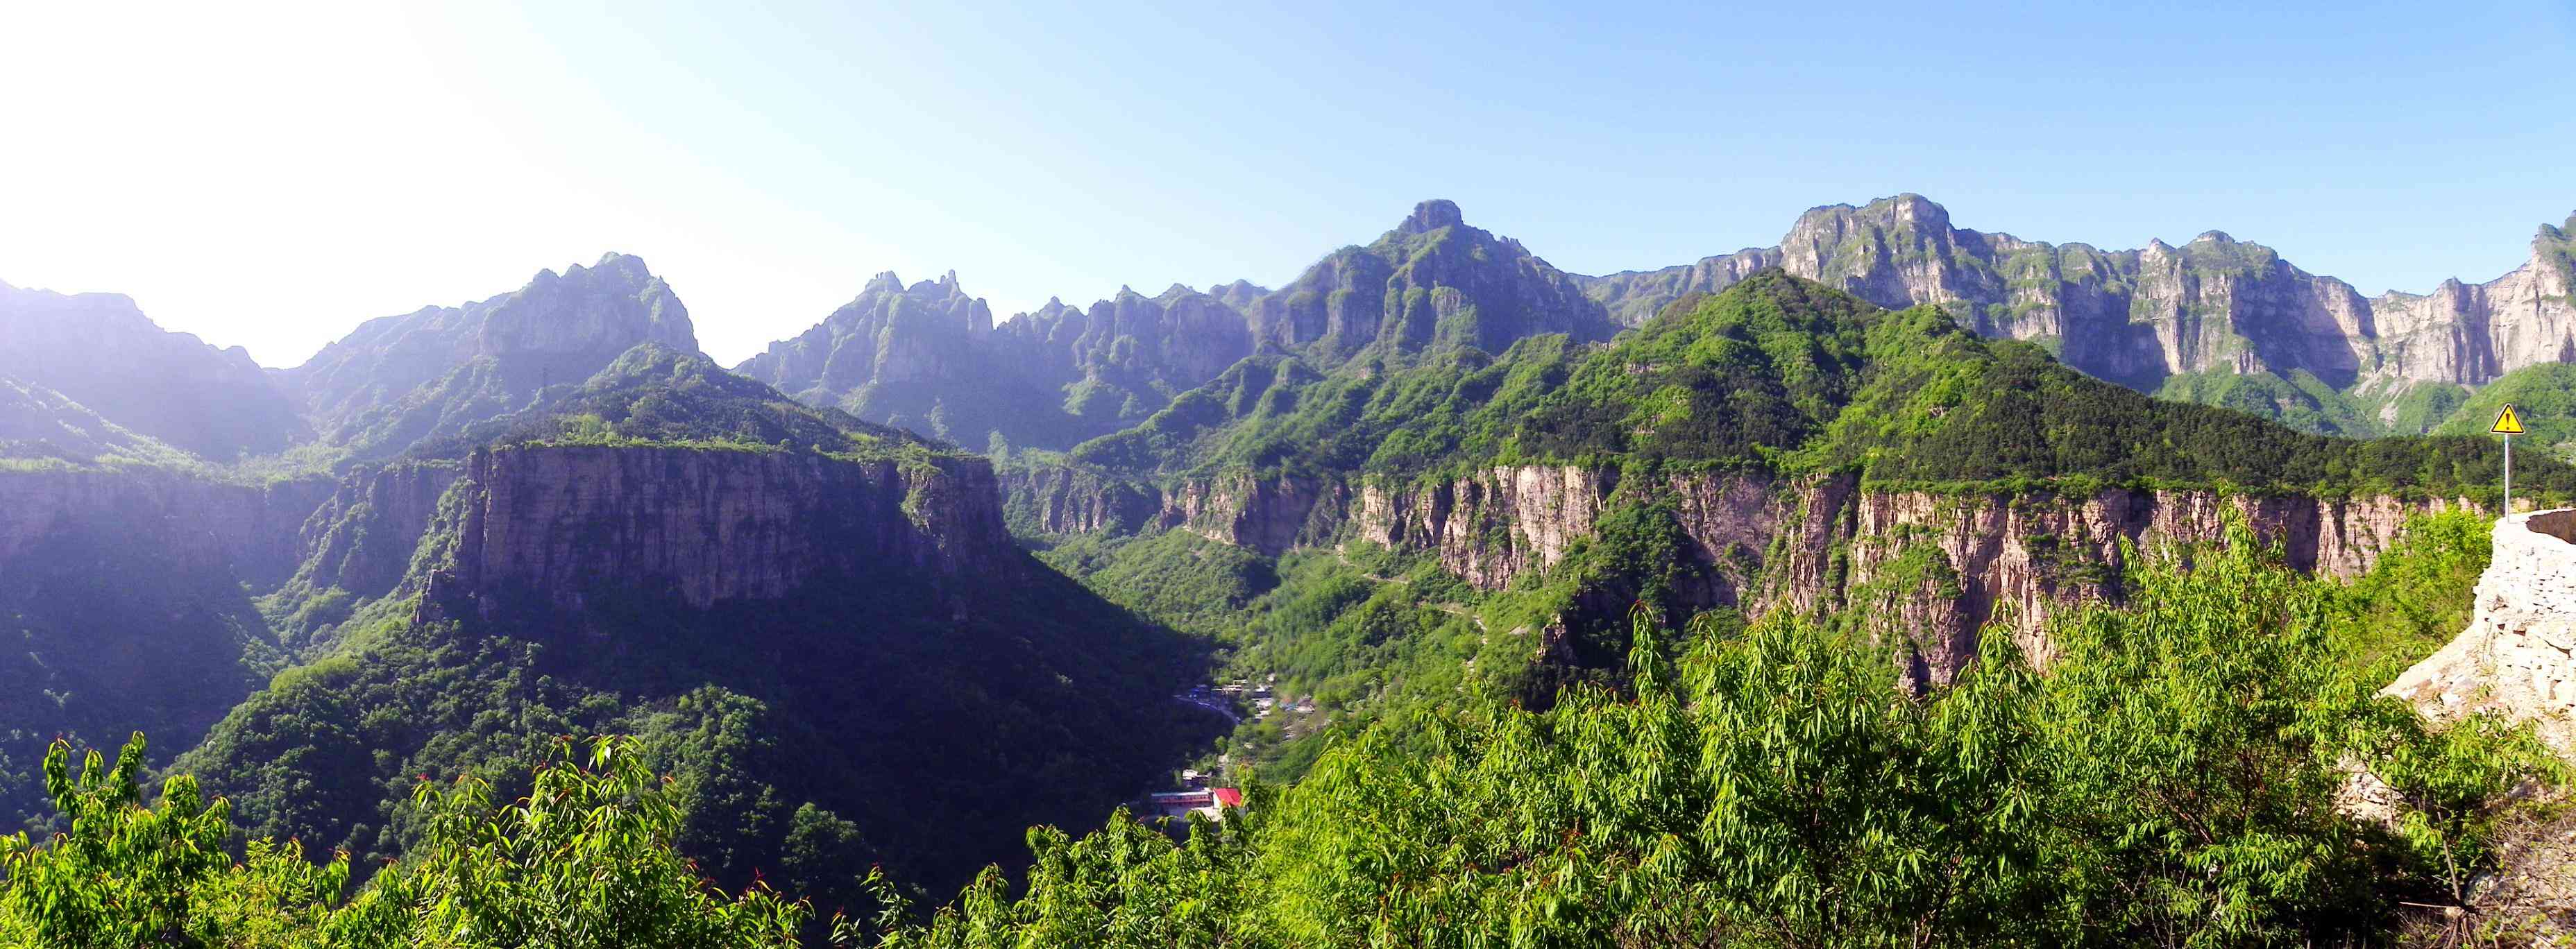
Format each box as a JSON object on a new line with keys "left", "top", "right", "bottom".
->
{"left": 2492, "top": 403, "right": 2525, "bottom": 435}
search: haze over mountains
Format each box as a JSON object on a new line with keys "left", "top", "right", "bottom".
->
{"left": 9, "top": 194, "right": 2573, "bottom": 466}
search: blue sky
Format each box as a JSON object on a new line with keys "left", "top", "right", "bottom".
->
{"left": 4, "top": 1, "right": 2572, "bottom": 366}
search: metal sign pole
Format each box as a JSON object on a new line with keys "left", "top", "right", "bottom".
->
{"left": 2493, "top": 402, "right": 2523, "bottom": 516}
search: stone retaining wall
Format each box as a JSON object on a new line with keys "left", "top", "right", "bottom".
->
{"left": 2385, "top": 510, "right": 2576, "bottom": 751}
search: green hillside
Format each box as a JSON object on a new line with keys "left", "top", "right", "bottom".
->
{"left": 153, "top": 344, "right": 1226, "bottom": 900}
{"left": 2434, "top": 362, "right": 2576, "bottom": 463}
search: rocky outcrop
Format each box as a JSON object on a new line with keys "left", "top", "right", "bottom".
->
{"left": 736, "top": 271, "right": 1263, "bottom": 450}
{"left": 738, "top": 200, "right": 1618, "bottom": 449}
{"left": 735, "top": 271, "right": 992, "bottom": 402}
{"left": 0, "top": 281, "right": 307, "bottom": 459}
{"left": 426, "top": 445, "right": 1011, "bottom": 615}
{"left": 2386, "top": 509, "right": 2576, "bottom": 751}
{"left": 1354, "top": 466, "right": 1620, "bottom": 588}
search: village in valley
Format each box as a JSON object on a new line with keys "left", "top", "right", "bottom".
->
{"left": 1144, "top": 676, "right": 1321, "bottom": 825}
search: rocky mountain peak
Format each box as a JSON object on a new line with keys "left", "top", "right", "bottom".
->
{"left": 1884, "top": 193, "right": 1951, "bottom": 227}
{"left": 2192, "top": 230, "right": 2237, "bottom": 244}
{"left": 1403, "top": 198, "right": 1466, "bottom": 234}
{"left": 478, "top": 253, "right": 697, "bottom": 361}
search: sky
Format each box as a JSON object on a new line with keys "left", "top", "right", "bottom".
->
{"left": 3, "top": 1, "right": 2573, "bottom": 368}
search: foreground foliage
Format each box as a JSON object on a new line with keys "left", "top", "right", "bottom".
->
{"left": 1, "top": 525, "right": 2554, "bottom": 947}
{"left": 0, "top": 735, "right": 809, "bottom": 948}
{"left": 889, "top": 525, "right": 2558, "bottom": 947}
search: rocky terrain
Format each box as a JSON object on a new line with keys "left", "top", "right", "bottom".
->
{"left": 2387, "top": 508, "right": 2576, "bottom": 751}
{"left": 738, "top": 200, "right": 1616, "bottom": 451}
{"left": 1014, "top": 462, "right": 2477, "bottom": 681}
{"left": 1588, "top": 196, "right": 2576, "bottom": 431}
{"left": 428, "top": 443, "right": 1008, "bottom": 616}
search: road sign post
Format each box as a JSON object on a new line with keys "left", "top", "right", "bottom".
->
{"left": 2493, "top": 403, "right": 2525, "bottom": 513}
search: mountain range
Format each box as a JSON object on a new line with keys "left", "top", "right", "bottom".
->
{"left": 3, "top": 192, "right": 2573, "bottom": 923}
{"left": 720, "top": 196, "right": 2576, "bottom": 453}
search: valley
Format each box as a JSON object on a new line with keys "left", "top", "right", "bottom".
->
{"left": 3, "top": 196, "right": 2575, "bottom": 944}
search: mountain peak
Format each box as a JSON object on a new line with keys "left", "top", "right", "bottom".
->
{"left": 1879, "top": 193, "right": 1951, "bottom": 227}
{"left": 2192, "top": 230, "right": 2236, "bottom": 244}
{"left": 1403, "top": 199, "right": 1466, "bottom": 234}
{"left": 865, "top": 271, "right": 905, "bottom": 293}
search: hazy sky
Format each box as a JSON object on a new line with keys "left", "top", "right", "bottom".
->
{"left": 6, "top": 1, "right": 2573, "bottom": 368}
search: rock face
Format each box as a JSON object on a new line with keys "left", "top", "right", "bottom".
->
{"left": 2387, "top": 509, "right": 2576, "bottom": 751}
{"left": 735, "top": 271, "right": 993, "bottom": 404}
{"left": 427, "top": 445, "right": 1010, "bottom": 615}
{"left": 285, "top": 459, "right": 468, "bottom": 601}
{"left": 0, "top": 281, "right": 307, "bottom": 459}
{"left": 282, "top": 253, "right": 696, "bottom": 456}
{"left": 0, "top": 468, "right": 335, "bottom": 590}
{"left": 998, "top": 462, "right": 1163, "bottom": 536}
{"left": 1588, "top": 198, "right": 2576, "bottom": 403}
{"left": 736, "top": 271, "right": 1261, "bottom": 450}
{"left": 1024, "top": 460, "right": 2470, "bottom": 680}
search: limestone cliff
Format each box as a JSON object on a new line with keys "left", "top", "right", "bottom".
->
{"left": 1591, "top": 197, "right": 2576, "bottom": 406}
{"left": 0, "top": 468, "right": 334, "bottom": 590}
{"left": 282, "top": 459, "right": 468, "bottom": 602}
{"left": 1017, "top": 460, "right": 2471, "bottom": 680}
{"left": 424, "top": 444, "right": 1011, "bottom": 617}
{"left": 999, "top": 461, "right": 1163, "bottom": 537}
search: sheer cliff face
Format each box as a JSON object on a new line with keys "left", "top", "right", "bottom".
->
{"left": 1020, "top": 463, "right": 2464, "bottom": 682}
{"left": 427, "top": 445, "right": 1010, "bottom": 615}
{"left": 283, "top": 253, "right": 696, "bottom": 447}
{"left": 0, "top": 468, "right": 334, "bottom": 590}
{"left": 1591, "top": 198, "right": 2576, "bottom": 396}
{"left": 0, "top": 281, "right": 307, "bottom": 459}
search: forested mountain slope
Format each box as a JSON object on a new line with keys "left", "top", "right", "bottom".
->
{"left": 1009, "top": 273, "right": 2568, "bottom": 771}
{"left": 168, "top": 346, "right": 1219, "bottom": 903}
